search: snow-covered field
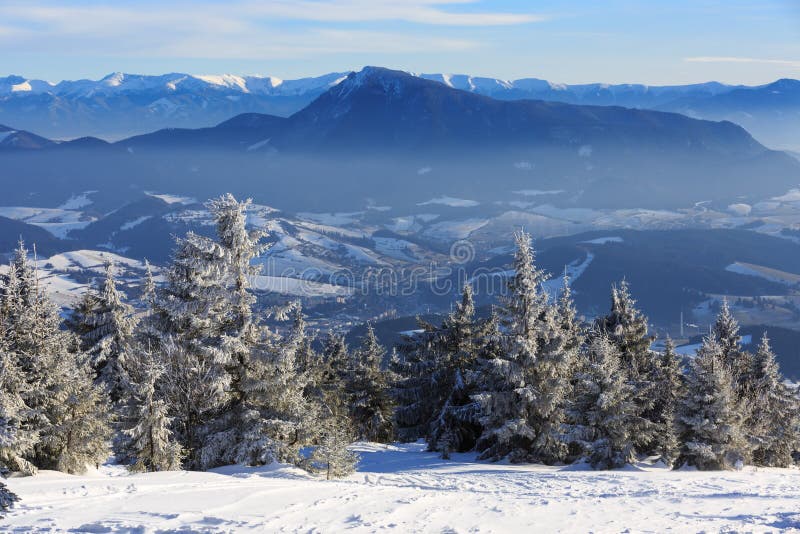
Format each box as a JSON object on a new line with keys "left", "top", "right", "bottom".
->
{"left": 5, "top": 442, "right": 800, "bottom": 533}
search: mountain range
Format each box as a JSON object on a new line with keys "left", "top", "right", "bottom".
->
{"left": 1, "top": 67, "right": 797, "bottom": 212}
{"left": 1, "top": 70, "right": 798, "bottom": 151}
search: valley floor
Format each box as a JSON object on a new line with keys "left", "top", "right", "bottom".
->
{"left": 4, "top": 442, "right": 800, "bottom": 533}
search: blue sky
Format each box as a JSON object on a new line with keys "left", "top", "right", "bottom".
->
{"left": 1, "top": 0, "right": 798, "bottom": 85}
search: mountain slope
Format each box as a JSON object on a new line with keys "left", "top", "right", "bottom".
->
{"left": 0, "top": 124, "right": 54, "bottom": 150}
{"left": 0, "top": 72, "right": 347, "bottom": 140}
{"left": 3, "top": 70, "right": 798, "bottom": 150}
{"left": 275, "top": 67, "right": 764, "bottom": 155}
{"left": 659, "top": 79, "right": 800, "bottom": 151}
{"left": 2, "top": 67, "right": 799, "bottom": 211}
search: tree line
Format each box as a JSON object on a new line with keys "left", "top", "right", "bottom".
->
{"left": 395, "top": 231, "right": 799, "bottom": 470}
{"left": 1, "top": 194, "right": 798, "bottom": 506}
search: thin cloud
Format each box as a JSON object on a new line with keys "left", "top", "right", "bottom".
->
{"left": 0, "top": 1, "right": 544, "bottom": 30}
{"left": 241, "top": 0, "right": 545, "bottom": 26}
{"left": 685, "top": 56, "right": 800, "bottom": 69}
{"left": 0, "top": 1, "right": 533, "bottom": 60}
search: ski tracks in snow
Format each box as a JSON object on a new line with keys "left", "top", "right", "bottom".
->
{"left": 4, "top": 443, "right": 800, "bottom": 532}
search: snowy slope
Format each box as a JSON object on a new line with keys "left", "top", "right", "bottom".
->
{"left": 4, "top": 442, "right": 800, "bottom": 532}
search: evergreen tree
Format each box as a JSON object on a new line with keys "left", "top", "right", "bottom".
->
{"left": 713, "top": 300, "right": 753, "bottom": 394}
{"left": 391, "top": 319, "right": 447, "bottom": 442}
{"left": 66, "top": 261, "right": 138, "bottom": 404}
{"left": 1, "top": 241, "right": 111, "bottom": 474}
{"left": 650, "top": 337, "right": 682, "bottom": 466}
{"left": 125, "top": 357, "right": 182, "bottom": 472}
{"left": 140, "top": 259, "right": 157, "bottom": 308}
{"left": 347, "top": 324, "right": 394, "bottom": 443}
{"left": 0, "top": 479, "right": 18, "bottom": 517}
{"left": 318, "top": 333, "right": 351, "bottom": 423}
{"left": 212, "top": 304, "right": 318, "bottom": 468}
{"left": 593, "top": 280, "right": 657, "bottom": 454}
{"left": 197, "top": 194, "right": 268, "bottom": 469}
{"left": 392, "top": 285, "right": 485, "bottom": 455}
{"left": 747, "top": 334, "right": 799, "bottom": 467}
{"left": 426, "top": 285, "right": 482, "bottom": 458}
{"left": 594, "top": 281, "right": 653, "bottom": 376}
{"left": 311, "top": 424, "right": 359, "bottom": 480}
{"left": 150, "top": 231, "right": 230, "bottom": 468}
{"left": 0, "top": 350, "right": 38, "bottom": 475}
{"left": 207, "top": 194, "right": 265, "bottom": 403}
{"left": 472, "top": 231, "right": 573, "bottom": 463}
{"left": 569, "top": 335, "right": 642, "bottom": 469}
{"left": 39, "top": 355, "right": 112, "bottom": 474}
{"left": 677, "top": 336, "right": 748, "bottom": 470}
{"left": 528, "top": 275, "right": 580, "bottom": 463}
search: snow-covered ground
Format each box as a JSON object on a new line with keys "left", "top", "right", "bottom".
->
{"left": 5, "top": 442, "right": 799, "bottom": 533}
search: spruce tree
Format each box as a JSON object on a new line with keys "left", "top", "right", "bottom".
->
{"left": 140, "top": 259, "right": 157, "bottom": 308}
{"left": 426, "top": 285, "right": 482, "bottom": 458}
{"left": 0, "top": 480, "right": 18, "bottom": 517}
{"left": 569, "top": 335, "right": 642, "bottom": 469}
{"left": 230, "top": 304, "right": 318, "bottom": 467}
{"left": 391, "top": 319, "right": 446, "bottom": 442}
{"left": 392, "top": 286, "right": 483, "bottom": 456}
{"left": 347, "top": 324, "right": 394, "bottom": 443}
{"left": 125, "top": 357, "right": 182, "bottom": 472}
{"left": 311, "top": 424, "right": 359, "bottom": 480}
{"left": 472, "top": 231, "right": 573, "bottom": 463}
{"left": 319, "top": 333, "right": 351, "bottom": 423}
{"left": 67, "top": 261, "right": 138, "bottom": 404}
{"left": 150, "top": 231, "right": 230, "bottom": 467}
{"left": 713, "top": 300, "right": 752, "bottom": 394}
{"left": 748, "top": 334, "right": 799, "bottom": 467}
{"left": 529, "top": 275, "right": 580, "bottom": 463}
{"left": 651, "top": 337, "right": 682, "bottom": 466}
{"left": 593, "top": 280, "right": 657, "bottom": 454}
{"left": 0, "top": 350, "right": 38, "bottom": 475}
{"left": 197, "top": 194, "right": 268, "bottom": 469}
{"left": 39, "top": 355, "right": 111, "bottom": 474}
{"left": 677, "top": 336, "right": 748, "bottom": 470}
{"left": 1, "top": 241, "right": 111, "bottom": 474}
{"left": 208, "top": 194, "right": 265, "bottom": 405}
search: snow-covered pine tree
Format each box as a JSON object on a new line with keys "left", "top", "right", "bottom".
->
{"left": 207, "top": 194, "right": 265, "bottom": 404}
{"left": 594, "top": 280, "right": 653, "bottom": 376}
{"left": 556, "top": 274, "right": 583, "bottom": 360}
{"left": 747, "top": 334, "right": 799, "bottom": 467}
{"left": 391, "top": 319, "right": 446, "bottom": 442}
{"left": 712, "top": 300, "right": 753, "bottom": 397}
{"left": 1, "top": 241, "right": 111, "bottom": 474}
{"left": 527, "top": 274, "right": 580, "bottom": 464}
{"left": 140, "top": 260, "right": 157, "bottom": 308}
{"left": 40, "top": 355, "right": 112, "bottom": 474}
{"left": 0, "top": 479, "right": 18, "bottom": 517}
{"left": 196, "top": 194, "right": 269, "bottom": 469}
{"left": 473, "top": 231, "right": 574, "bottom": 463}
{"left": 473, "top": 231, "right": 546, "bottom": 462}
{"left": 228, "top": 303, "right": 318, "bottom": 467}
{"left": 677, "top": 336, "right": 748, "bottom": 470}
{"left": 592, "top": 280, "right": 657, "bottom": 454}
{"left": 149, "top": 230, "right": 230, "bottom": 468}
{"left": 569, "top": 335, "right": 641, "bottom": 469}
{"left": 125, "top": 357, "right": 182, "bottom": 472}
{"left": 347, "top": 324, "right": 394, "bottom": 443}
{"left": 426, "top": 285, "right": 482, "bottom": 458}
{"left": 651, "top": 337, "right": 682, "bottom": 466}
{"left": 318, "top": 333, "right": 352, "bottom": 422}
{"left": 392, "top": 285, "right": 486, "bottom": 455}
{"left": 66, "top": 261, "right": 138, "bottom": 404}
{"left": 311, "top": 424, "right": 359, "bottom": 480}
{"left": 0, "top": 350, "right": 38, "bottom": 475}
